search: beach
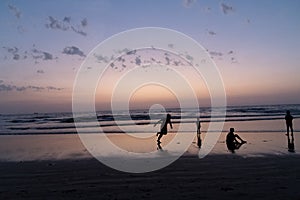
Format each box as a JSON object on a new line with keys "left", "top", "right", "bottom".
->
{"left": 0, "top": 105, "right": 299, "bottom": 199}
{"left": 0, "top": 151, "right": 299, "bottom": 199}
{"left": 0, "top": 126, "right": 299, "bottom": 199}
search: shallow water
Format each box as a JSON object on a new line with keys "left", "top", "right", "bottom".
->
{"left": 0, "top": 104, "right": 299, "bottom": 135}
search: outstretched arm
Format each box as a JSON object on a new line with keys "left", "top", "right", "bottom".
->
{"left": 235, "top": 134, "right": 246, "bottom": 143}
{"left": 154, "top": 119, "right": 162, "bottom": 127}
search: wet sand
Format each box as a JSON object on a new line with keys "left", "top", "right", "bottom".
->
{"left": 0, "top": 154, "right": 300, "bottom": 199}
{"left": 0, "top": 130, "right": 299, "bottom": 199}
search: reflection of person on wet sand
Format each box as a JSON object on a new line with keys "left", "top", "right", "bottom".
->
{"left": 285, "top": 110, "right": 293, "bottom": 137}
{"left": 196, "top": 117, "right": 202, "bottom": 148}
{"left": 287, "top": 134, "right": 295, "bottom": 153}
{"left": 226, "top": 128, "right": 247, "bottom": 153}
{"left": 154, "top": 114, "right": 173, "bottom": 145}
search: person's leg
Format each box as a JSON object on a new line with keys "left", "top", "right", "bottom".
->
{"left": 157, "top": 133, "right": 163, "bottom": 143}
{"left": 235, "top": 142, "right": 242, "bottom": 150}
{"left": 286, "top": 124, "right": 289, "bottom": 136}
{"left": 290, "top": 124, "right": 294, "bottom": 136}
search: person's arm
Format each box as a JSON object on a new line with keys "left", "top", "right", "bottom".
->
{"left": 235, "top": 134, "right": 246, "bottom": 143}
{"left": 154, "top": 119, "right": 162, "bottom": 127}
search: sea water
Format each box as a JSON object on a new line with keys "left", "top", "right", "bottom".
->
{"left": 0, "top": 104, "right": 299, "bottom": 135}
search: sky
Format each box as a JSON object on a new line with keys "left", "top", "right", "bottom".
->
{"left": 0, "top": 0, "right": 300, "bottom": 113}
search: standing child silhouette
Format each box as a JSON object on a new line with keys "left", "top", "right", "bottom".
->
{"left": 285, "top": 110, "right": 294, "bottom": 137}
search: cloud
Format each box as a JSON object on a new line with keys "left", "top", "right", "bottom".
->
{"left": 165, "top": 56, "right": 170, "bottom": 65}
{"left": 209, "top": 51, "right": 223, "bottom": 57}
{"left": 42, "top": 52, "right": 53, "bottom": 60}
{"left": 228, "top": 50, "right": 234, "bottom": 54}
{"left": 135, "top": 56, "right": 141, "bottom": 66}
{"left": 3, "top": 46, "right": 18, "bottom": 54}
{"left": 207, "top": 30, "right": 216, "bottom": 36}
{"left": 37, "top": 70, "right": 44, "bottom": 74}
{"left": 3, "top": 46, "right": 21, "bottom": 60}
{"left": 94, "top": 54, "right": 109, "bottom": 63}
{"left": 27, "top": 86, "right": 44, "bottom": 91}
{"left": 71, "top": 26, "right": 87, "bottom": 36}
{"left": 46, "top": 86, "right": 63, "bottom": 91}
{"left": 185, "top": 54, "right": 194, "bottom": 61}
{"left": 168, "top": 44, "right": 174, "bottom": 48}
{"left": 31, "top": 47, "right": 55, "bottom": 61}
{"left": 231, "top": 57, "right": 238, "bottom": 63}
{"left": 203, "top": 6, "right": 212, "bottom": 13}
{"left": 183, "top": 0, "right": 196, "bottom": 8}
{"left": 0, "top": 84, "right": 13, "bottom": 92}
{"left": 3, "top": 45, "right": 56, "bottom": 63}
{"left": 0, "top": 83, "right": 26, "bottom": 92}
{"left": 220, "top": 3, "right": 234, "bottom": 14}
{"left": 81, "top": 18, "right": 88, "bottom": 27}
{"left": 45, "top": 16, "right": 88, "bottom": 36}
{"left": 8, "top": 4, "right": 21, "bottom": 19}
{"left": 62, "top": 46, "right": 86, "bottom": 57}
{"left": 63, "top": 16, "right": 71, "bottom": 23}
{"left": 126, "top": 49, "right": 136, "bottom": 55}
{"left": 46, "top": 16, "right": 69, "bottom": 31}
{"left": 0, "top": 81, "right": 63, "bottom": 92}
{"left": 13, "top": 54, "right": 20, "bottom": 60}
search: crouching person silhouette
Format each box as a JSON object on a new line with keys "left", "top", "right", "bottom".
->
{"left": 226, "top": 128, "right": 247, "bottom": 153}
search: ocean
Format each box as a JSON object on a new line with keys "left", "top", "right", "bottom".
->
{"left": 0, "top": 104, "right": 299, "bottom": 135}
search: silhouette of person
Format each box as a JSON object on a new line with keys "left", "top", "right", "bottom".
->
{"left": 226, "top": 128, "right": 246, "bottom": 153}
{"left": 196, "top": 117, "right": 202, "bottom": 148}
{"left": 154, "top": 113, "right": 173, "bottom": 145}
{"left": 285, "top": 110, "right": 293, "bottom": 137}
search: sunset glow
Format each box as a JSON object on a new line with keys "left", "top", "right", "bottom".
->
{"left": 1, "top": 0, "right": 300, "bottom": 113}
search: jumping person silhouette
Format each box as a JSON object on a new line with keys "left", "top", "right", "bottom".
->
{"left": 154, "top": 114, "right": 173, "bottom": 145}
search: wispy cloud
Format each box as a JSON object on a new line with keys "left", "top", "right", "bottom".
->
{"left": 63, "top": 16, "right": 71, "bottom": 23}
{"left": 3, "top": 46, "right": 21, "bottom": 60}
{"left": 45, "top": 16, "right": 69, "bottom": 30}
{"left": 3, "top": 45, "right": 56, "bottom": 63}
{"left": 37, "top": 70, "right": 44, "bottom": 74}
{"left": 220, "top": 2, "right": 234, "bottom": 15}
{"left": 46, "top": 86, "right": 63, "bottom": 91}
{"left": 32, "top": 47, "right": 55, "bottom": 61}
{"left": 8, "top": 4, "right": 21, "bottom": 19}
{"left": 45, "top": 16, "right": 87, "bottom": 36}
{"left": 207, "top": 30, "right": 217, "bottom": 36}
{"left": 81, "top": 18, "right": 88, "bottom": 27}
{"left": 62, "top": 46, "right": 85, "bottom": 57}
{"left": 0, "top": 81, "right": 63, "bottom": 92}
{"left": 209, "top": 51, "right": 223, "bottom": 57}
{"left": 71, "top": 26, "right": 87, "bottom": 36}
{"left": 135, "top": 56, "right": 142, "bottom": 66}
{"left": 183, "top": 0, "right": 196, "bottom": 8}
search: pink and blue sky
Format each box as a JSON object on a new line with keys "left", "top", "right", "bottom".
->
{"left": 0, "top": 0, "right": 300, "bottom": 113}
